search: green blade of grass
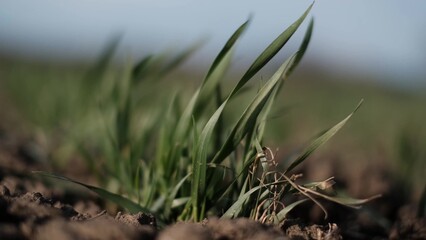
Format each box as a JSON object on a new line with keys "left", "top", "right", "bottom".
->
{"left": 301, "top": 186, "right": 382, "bottom": 209}
{"left": 131, "top": 55, "right": 153, "bottom": 83}
{"left": 286, "top": 18, "right": 314, "bottom": 77}
{"left": 156, "top": 93, "right": 181, "bottom": 177}
{"left": 275, "top": 199, "right": 308, "bottom": 223}
{"left": 221, "top": 181, "right": 285, "bottom": 219}
{"left": 164, "top": 173, "right": 192, "bottom": 219}
{"left": 216, "top": 155, "right": 256, "bottom": 204}
{"left": 191, "top": 102, "right": 227, "bottom": 220}
{"left": 211, "top": 54, "right": 297, "bottom": 164}
{"left": 320, "top": 194, "right": 382, "bottom": 208}
{"left": 188, "top": 20, "right": 251, "bottom": 221}
{"left": 194, "top": 49, "right": 233, "bottom": 116}
{"left": 33, "top": 171, "right": 150, "bottom": 214}
{"left": 159, "top": 40, "right": 205, "bottom": 77}
{"left": 229, "top": 3, "right": 313, "bottom": 98}
{"left": 255, "top": 85, "right": 280, "bottom": 144}
{"left": 174, "top": 19, "right": 250, "bottom": 143}
{"left": 285, "top": 99, "right": 364, "bottom": 173}
{"left": 221, "top": 185, "right": 263, "bottom": 219}
{"left": 204, "top": 20, "right": 250, "bottom": 83}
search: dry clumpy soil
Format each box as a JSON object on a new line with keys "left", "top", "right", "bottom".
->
{"left": 1, "top": 126, "right": 425, "bottom": 239}
{"left": 0, "top": 183, "right": 340, "bottom": 240}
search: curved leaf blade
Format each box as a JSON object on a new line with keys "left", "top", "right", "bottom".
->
{"left": 33, "top": 171, "right": 150, "bottom": 214}
{"left": 174, "top": 19, "right": 250, "bottom": 142}
{"left": 276, "top": 199, "right": 308, "bottom": 223}
{"left": 230, "top": 3, "right": 313, "bottom": 97}
{"left": 221, "top": 185, "right": 263, "bottom": 219}
{"left": 286, "top": 17, "right": 314, "bottom": 77}
{"left": 212, "top": 54, "right": 297, "bottom": 164}
{"left": 285, "top": 99, "right": 364, "bottom": 173}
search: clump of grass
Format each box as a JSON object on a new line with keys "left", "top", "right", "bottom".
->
{"left": 25, "top": 3, "right": 380, "bottom": 224}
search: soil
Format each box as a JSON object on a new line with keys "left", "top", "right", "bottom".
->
{"left": 0, "top": 124, "right": 425, "bottom": 239}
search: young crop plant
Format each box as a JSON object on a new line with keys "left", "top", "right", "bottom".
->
{"left": 36, "top": 3, "right": 379, "bottom": 225}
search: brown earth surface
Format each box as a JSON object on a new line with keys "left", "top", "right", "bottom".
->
{"left": 0, "top": 124, "right": 425, "bottom": 240}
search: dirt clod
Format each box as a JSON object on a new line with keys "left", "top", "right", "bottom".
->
{"left": 282, "top": 219, "right": 342, "bottom": 240}
{"left": 116, "top": 211, "right": 157, "bottom": 229}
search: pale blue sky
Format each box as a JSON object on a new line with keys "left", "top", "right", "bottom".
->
{"left": 1, "top": 0, "right": 425, "bottom": 87}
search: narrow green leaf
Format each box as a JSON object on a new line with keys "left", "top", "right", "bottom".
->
{"left": 174, "top": 20, "right": 249, "bottom": 143}
{"left": 194, "top": 47, "right": 233, "bottom": 116}
{"left": 286, "top": 18, "right": 314, "bottom": 77}
{"left": 212, "top": 53, "right": 298, "bottom": 164}
{"left": 204, "top": 20, "right": 250, "bottom": 83}
{"left": 164, "top": 173, "right": 191, "bottom": 218}
{"left": 306, "top": 189, "right": 381, "bottom": 209}
{"left": 33, "top": 171, "right": 150, "bottom": 214}
{"left": 230, "top": 3, "right": 313, "bottom": 97}
{"left": 221, "top": 185, "right": 263, "bottom": 219}
{"left": 159, "top": 39, "right": 205, "bottom": 77}
{"left": 192, "top": 102, "right": 227, "bottom": 220}
{"left": 221, "top": 181, "right": 285, "bottom": 219}
{"left": 256, "top": 85, "right": 280, "bottom": 142}
{"left": 132, "top": 55, "right": 153, "bottom": 83}
{"left": 187, "top": 17, "right": 266, "bottom": 217}
{"left": 276, "top": 199, "right": 308, "bottom": 223}
{"left": 174, "top": 89, "right": 200, "bottom": 142}
{"left": 216, "top": 155, "right": 256, "bottom": 203}
{"left": 285, "top": 99, "right": 364, "bottom": 173}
